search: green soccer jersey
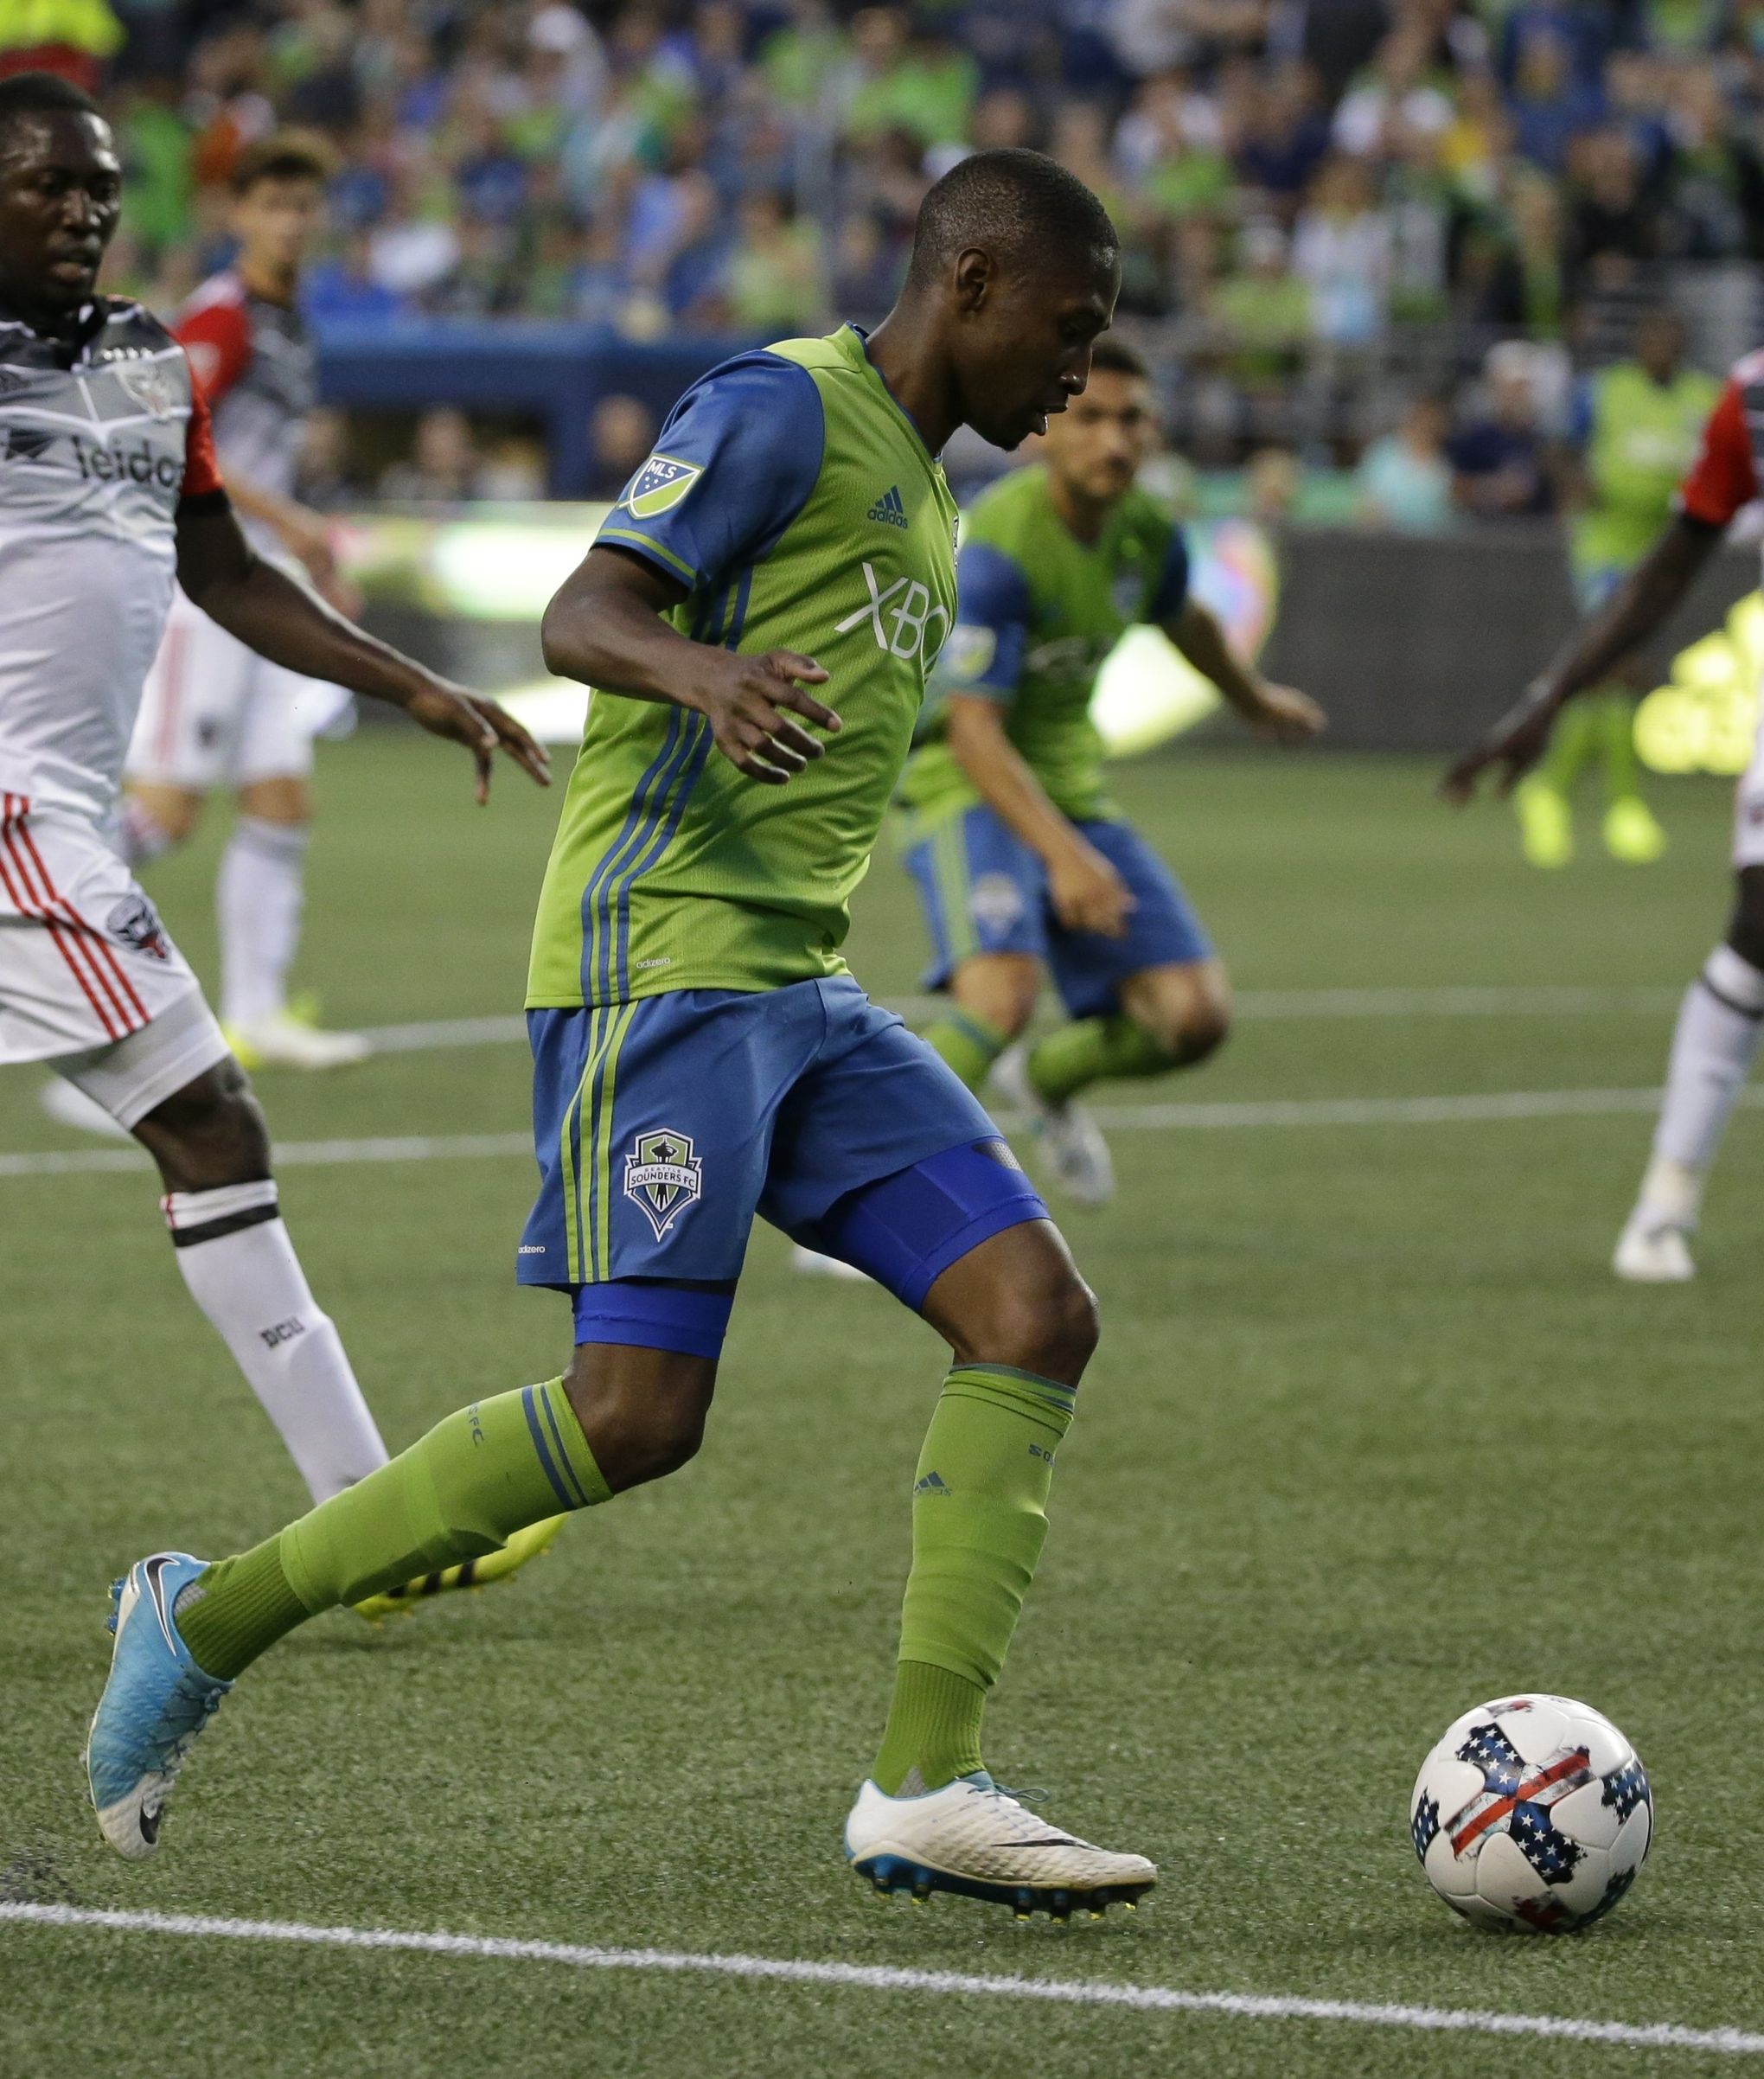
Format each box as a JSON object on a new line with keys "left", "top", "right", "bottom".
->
{"left": 1570, "top": 361, "right": 1721, "bottom": 577}
{"left": 898, "top": 464, "right": 1189, "bottom": 828}
{"left": 527, "top": 324, "right": 959, "bottom": 1008}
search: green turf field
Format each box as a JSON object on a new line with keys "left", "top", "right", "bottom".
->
{"left": 4, "top": 734, "right": 1763, "bottom": 2077}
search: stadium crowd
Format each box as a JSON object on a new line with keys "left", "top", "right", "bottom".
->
{"left": 13, "top": 0, "right": 1764, "bottom": 490}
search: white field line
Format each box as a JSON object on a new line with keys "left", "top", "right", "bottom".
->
{"left": 10, "top": 1087, "right": 1764, "bottom": 1181}
{"left": 355, "top": 988, "right": 1684, "bottom": 1056}
{"left": 1, "top": 1903, "right": 1759, "bottom": 2057}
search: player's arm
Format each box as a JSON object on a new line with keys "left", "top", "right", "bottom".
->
{"left": 176, "top": 496, "right": 549, "bottom": 803}
{"left": 539, "top": 355, "right": 840, "bottom": 784}
{"left": 540, "top": 547, "right": 838, "bottom": 785}
{"left": 1443, "top": 374, "right": 1754, "bottom": 802}
{"left": 943, "top": 694, "right": 1133, "bottom": 937}
{"left": 1162, "top": 598, "right": 1324, "bottom": 741}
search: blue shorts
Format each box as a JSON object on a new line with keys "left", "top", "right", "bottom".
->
{"left": 902, "top": 804, "right": 1212, "bottom": 1021}
{"left": 519, "top": 975, "right": 1048, "bottom": 1353}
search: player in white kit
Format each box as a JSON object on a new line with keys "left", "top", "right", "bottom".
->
{"left": 0, "top": 74, "right": 561, "bottom": 1601}
{"left": 1445, "top": 349, "right": 1764, "bottom": 1283}
{"left": 123, "top": 131, "right": 364, "bottom": 1070}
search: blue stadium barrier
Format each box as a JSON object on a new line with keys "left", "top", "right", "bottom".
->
{"left": 312, "top": 322, "right": 757, "bottom": 495}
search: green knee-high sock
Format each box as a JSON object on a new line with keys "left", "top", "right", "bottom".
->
{"left": 178, "top": 1379, "right": 609, "bottom": 1679}
{"left": 872, "top": 1364, "right": 1076, "bottom": 1794}
{"left": 1026, "top": 1014, "right": 1180, "bottom": 1107}
{"left": 1536, "top": 697, "right": 1605, "bottom": 797}
{"left": 1593, "top": 690, "right": 1642, "bottom": 803}
{"left": 921, "top": 1008, "right": 1010, "bottom": 1092}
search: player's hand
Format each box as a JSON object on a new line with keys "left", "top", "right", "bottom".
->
{"left": 1048, "top": 839, "right": 1135, "bottom": 939}
{"left": 404, "top": 680, "right": 553, "bottom": 803}
{"left": 1440, "top": 683, "right": 1558, "bottom": 804}
{"left": 691, "top": 649, "right": 840, "bottom": 784}
{"left": 1248, "top": 682, "right": 1326, "bottom": 743}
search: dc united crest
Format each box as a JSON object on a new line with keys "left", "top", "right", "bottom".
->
{"left": 106, "top": 892, "right": 170, "bottom": 961}
{"left": 115, "top": 360, "right": 182, "bottom": 419}
{"left": 623, "top": 1128, "right": 702, "bottom": 1239}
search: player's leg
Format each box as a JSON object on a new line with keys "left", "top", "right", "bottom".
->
{"left": 995, "top": 821, "right": 1218, "bottom": 1206}
{"left": 771, "top": 989, "right": 1153, "bottom": 1909}
{"left": 220, "top": 665, "right": 367, "bottom": 1069}
{"left": 903, "top": 803, "right": 1049, "bottom": 1093}
{"left": 1615, "top": 862, "right": 1764, "bottom": 1281}
{"left": 1595, "top": 681, "right": 1667, "bottom": 865}
{"left": 86, "top": 993, "right": 777, "bottom": 1855}
{"left": 115, "top": 1037, "right": 393, "bottom": 1504}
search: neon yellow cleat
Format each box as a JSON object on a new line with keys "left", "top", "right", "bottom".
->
{"left": 1602, "top": 796, "right": 1667, "bottom": 865}
{"left": 352, "top": 1514, "right": 567, "bottom": 1622}
{"left": 1513, "top": 777, "right": 1573, "bottom": 868}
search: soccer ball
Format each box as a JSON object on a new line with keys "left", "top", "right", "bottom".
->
{"left": 1409, "top": 1692, "right": 1652, "bottom": 1933}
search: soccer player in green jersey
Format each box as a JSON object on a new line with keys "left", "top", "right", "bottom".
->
{"left": 895, "top": 338, "right": 1322, "bottom": 1206}
{"left": 1514, "top": 309, "right": 1718, "bottom": 869}
{"left": 88, "top": 150, "right": 1160, "bottom": 1917}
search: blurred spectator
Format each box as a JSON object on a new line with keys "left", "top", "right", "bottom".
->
{"left": 1292, "top": 155, "right": 1390, "bottom": 347}
{"left": 1355, "top": 395, "right": 1454, "bottom": 530}
{"left": 95, "top": 0, "right": 1764, "bottom": 496}
{"left": 1450, "top": 344, "right": 1557, "bottom": 520}
{"left": 295, "top": 406, "right": 357, "bottom": 509}
{"left": 587, "top": 393, "right": 659, "bottom": 498}
{"left": 379, "top": 407, "right": 485, "bottom": 503}
{"left": 0, "top": 0, "right": 124, "bottom": 92}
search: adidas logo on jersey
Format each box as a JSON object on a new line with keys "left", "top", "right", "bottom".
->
{"left": 867, "top": 485, "right": 908, "bottom": 528}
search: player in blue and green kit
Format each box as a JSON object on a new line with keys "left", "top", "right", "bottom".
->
{"left": 897, "top": 338, "right": 1322, "bottom": 1206}
{"left": 87, "top": 150, "right": 1159, "bottom": 1916}
{"left": 1514, "top": 308, "right": 1718, "bottom": 868}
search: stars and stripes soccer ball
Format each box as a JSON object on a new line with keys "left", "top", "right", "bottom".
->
{"left": 1409, "top": 1693, "right": 1652, "bottom": 1933}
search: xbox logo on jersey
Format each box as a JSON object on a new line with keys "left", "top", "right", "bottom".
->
{"left": 623, "top": 1128, "right": 704, "bottom": 1238}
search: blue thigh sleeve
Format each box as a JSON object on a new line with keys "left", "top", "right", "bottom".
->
{"left": 803, "top": 1138, "right": 1049, "bottom": 1312}
{"left": 572, "top": 1278, "right": 736, "bottom": 1360}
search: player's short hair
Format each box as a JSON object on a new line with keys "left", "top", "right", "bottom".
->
{"left": 905, "top": 147, "right": 1118, "bottom": 294}
{"left": 0, "top": 71, "right": 101, "bottom": 144}
{"left": 1088, "top": 337, "right": 1148, "bottom": 381}
{"left": 231, "top": 129, "right": 337, "bottom": 196}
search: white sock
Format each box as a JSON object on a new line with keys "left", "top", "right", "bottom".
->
{"left": 1641, "top": 944, "right": 1764, "bottom": 1226}
{"left": 218, "top": 815, "right": 308, "bottom": 1031}
{"left": 163, "top": 1180, "right": 389, "bottom": 1501}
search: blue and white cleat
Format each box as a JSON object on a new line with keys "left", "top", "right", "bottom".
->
{"left": 86, "top": 1552, "right": 231, "bottom": 1859}
{"left": 846, "top": 1773, "right": 1155, "bottom": 1919}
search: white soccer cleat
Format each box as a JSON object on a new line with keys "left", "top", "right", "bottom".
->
{"left": 39, "top": 1078, "right": 131, "bottom": 1139}
{"left": 989, "top": 1044, "right": 1115, "bottom": 1207}
{"left": 226, "top": 1012, "right": 371, "bottom": 1071}
{"left": 1613, "top": 1211, "right": 1696, "bottom": 1283}
{"left": 790, "top": 1244, "right": 871, "bottom": 1283}
{"left": 845, "top": 1774, "right": 1155, "bottom": 1918}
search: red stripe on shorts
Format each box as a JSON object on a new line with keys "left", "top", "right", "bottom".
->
{"left": 10, "top": 806, "right": 151, "bottom": 1027}
{"left": 0, "top": 794, "right": 124, "bottom": 1040}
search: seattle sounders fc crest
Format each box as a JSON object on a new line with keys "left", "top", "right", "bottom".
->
{"left": 620, "top": 453, "right": 702, "bottom": 520}
{"left": 623, "top": 1128, "right": 703, "bottom": 1239}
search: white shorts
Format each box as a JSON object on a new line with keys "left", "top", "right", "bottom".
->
{"left": 128, "top": 585, "right": 354, "bottom": 793}
{"left": 1735, "top": 709, "right": 1764, "bottom": 870}
{"left": 0, "top": 795, "right": 227, "bottom": 1122}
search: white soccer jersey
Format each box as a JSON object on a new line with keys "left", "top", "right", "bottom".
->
{"left": 176, "top": 269, "right": 315, "bottom": 555}
{"left": 0, "top": 297, "right": 223, "bottom": 824}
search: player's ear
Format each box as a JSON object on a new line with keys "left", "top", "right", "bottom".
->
{"left": 951, "top": 246, "right": 993, "bottom": 313}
